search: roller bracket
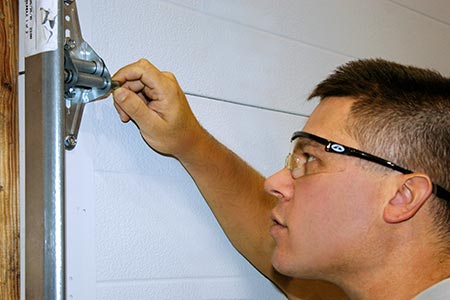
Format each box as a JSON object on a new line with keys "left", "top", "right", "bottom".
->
{"left": 63, "top": 0, "right": 117, "bottom": 150}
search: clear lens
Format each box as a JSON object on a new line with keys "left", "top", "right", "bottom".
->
{"left": 285, "top": 153, "right": 306, "bottom": 179}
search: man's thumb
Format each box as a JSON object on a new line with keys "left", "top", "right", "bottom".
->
{"left": 113, "top": 87, "right": 149, "bottom": 124}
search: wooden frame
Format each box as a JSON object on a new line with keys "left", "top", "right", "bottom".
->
{"left": 0, "top": 0, "right": 20, "bottom": 299}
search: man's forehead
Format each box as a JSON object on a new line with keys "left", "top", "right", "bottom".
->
{"left": 302, "top": 97, "right": 359, "bottom": 148}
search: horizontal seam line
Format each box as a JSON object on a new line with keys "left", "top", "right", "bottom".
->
{"left": 164, "top": 0, "right": 356, "bottom": 59}
{"left": 185, "top": 91, "right": 310, "bottom": 118}
{"left": 96, "top": 275, "right": 256, "bottom": 285}
{"left": 388, "top": 0, "right": 450, "bottom": 27}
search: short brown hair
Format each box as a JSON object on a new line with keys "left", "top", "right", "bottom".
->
{"left": 308, "top": 58, "right": 450, "bottom": 242}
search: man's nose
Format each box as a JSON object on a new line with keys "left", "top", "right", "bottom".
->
{"left": 264, "top": 168, "right": 295, "bottom": 202}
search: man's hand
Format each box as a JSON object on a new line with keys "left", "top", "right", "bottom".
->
{"left": 112, "top": 58, "right": 205, "bottom": 158}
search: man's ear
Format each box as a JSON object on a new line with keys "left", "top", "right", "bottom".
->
{"left": 383, "top": 174, "right": 433, "bottom": 224}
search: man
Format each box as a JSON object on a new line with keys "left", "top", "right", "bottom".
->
{"left": 112, "top": 58, "right": 450, "bottom": 300}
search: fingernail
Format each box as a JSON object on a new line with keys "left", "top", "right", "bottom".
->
{"left": 119, "top": 111, "right": 129, "bottom": 122}
{"left": 114, "top": 87, "right": 127, "bottom": 102}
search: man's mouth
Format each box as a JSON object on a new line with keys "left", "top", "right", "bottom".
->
{"left": 270, "top": 213, "right": 286, "bottom": 228}
{"left": 270, "top": 212, "right": 287, "bottom": 238}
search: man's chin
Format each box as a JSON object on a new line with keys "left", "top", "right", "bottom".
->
{"left": 271, "top": 251, "right": 321, "bottom": 280}
{"left": 271, "top": 251, "right": 295, "bottom": 277}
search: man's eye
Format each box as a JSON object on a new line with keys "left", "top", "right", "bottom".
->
{"left": 304, "top": 153, "right": 317, "bottom": 163}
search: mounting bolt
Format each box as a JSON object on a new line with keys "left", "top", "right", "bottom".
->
{"left": 64, "top": 135, "right": 77, "bottom": 150}
{"left": 65, "top": 87, "right": 76, "bottom": 99}
{"left": 64, "top": 39, "right": 76, "bottom": 50}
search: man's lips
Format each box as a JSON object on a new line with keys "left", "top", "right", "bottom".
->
{"left": 270, "top": 212, "right": 287, "bottom": 238}
{"left": 270, "top": 212, "right": 287, "bottom": 228}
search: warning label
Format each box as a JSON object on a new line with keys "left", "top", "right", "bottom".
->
{"left": 24, "top": 0, "right": 58, "bottom": 57}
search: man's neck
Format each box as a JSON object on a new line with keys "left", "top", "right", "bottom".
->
{"left": 334, "top": 248, "right": 450, "bottom": 300}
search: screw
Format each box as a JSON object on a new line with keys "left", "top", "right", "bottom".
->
{"left": 64, "top": 39, "right": 76, "bottom": 50}
{"left": 64, "top": 135, "right": 77, "bottom": 150}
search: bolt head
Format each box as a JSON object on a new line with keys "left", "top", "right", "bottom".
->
{"left": 64, "top": 135, "right": 77, "bottom": 150}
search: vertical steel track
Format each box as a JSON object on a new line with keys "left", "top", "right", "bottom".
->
{"left": 24, "top": 0, "right": 65, "bottom": 299}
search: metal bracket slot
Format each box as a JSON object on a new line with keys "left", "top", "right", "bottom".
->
{"left": 63, "top": 0, "right": 118, "bottom": 150}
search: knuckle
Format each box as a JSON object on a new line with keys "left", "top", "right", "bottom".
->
{"left": 162, "top": 71, "right": 176, "bottom": 80}
{"left": 137, "top": 58, "right": 150, "bottom": 65}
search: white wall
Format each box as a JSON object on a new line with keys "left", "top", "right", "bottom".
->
{"left": 64, "top": 1, "right": 450, "bottom": 299}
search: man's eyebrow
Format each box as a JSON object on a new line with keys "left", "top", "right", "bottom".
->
{"left": 293, "top": 138, "right": 323, "bottom": 152}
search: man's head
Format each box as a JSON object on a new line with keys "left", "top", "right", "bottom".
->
{"left": 266, "top": 59, "right": 450, "bottom": 285}
{"left": 309, "top": 59, "right": 450, "bottom": 243}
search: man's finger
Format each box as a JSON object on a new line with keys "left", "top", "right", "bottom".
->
{"left": 113, "top": 87, "right": 153, "bottom": 125}
{"left": 113, "top": 59, "right": 161, "bottom": 90}
{"left": 113, "top": 100, "right": 131, "bottom": 123}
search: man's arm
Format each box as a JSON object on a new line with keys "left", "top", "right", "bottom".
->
{"left": 112, "top": 58, "right": 275, "bottom": 273}
{"left": 112, "top": 59, "right": 347, "bottom": 300}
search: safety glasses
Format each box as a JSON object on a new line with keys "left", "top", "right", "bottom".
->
{"left": 286, "top": 131, "right": 450, "bottom": 202}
